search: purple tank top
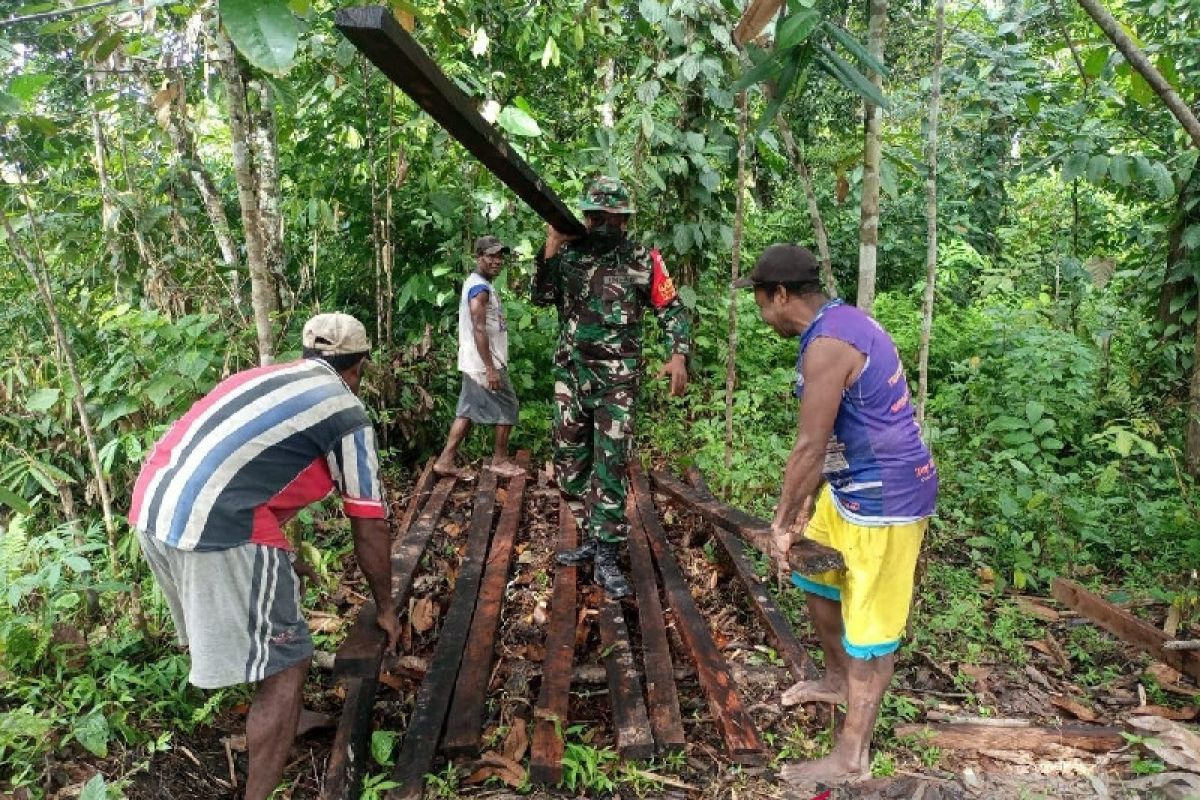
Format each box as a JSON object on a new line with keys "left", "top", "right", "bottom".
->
{"left": 796, "top": 300, "right": 938, "bottom": 524}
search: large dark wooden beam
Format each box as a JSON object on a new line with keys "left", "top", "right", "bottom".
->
{"left": 1052, "top": 578, "right": 1200, "bottom": 682}
{"left": 387, "top": 469, "right": 500, "bottom": 800}
{"left": 596, "top": 595, "right": 656, "bottom": 760}
{"left": 685, "top": 468, "right": 817, "bottom": 681}
{"left": 442, "top": 452, "right": 532, "bottom": 757}
{"left": 625, "top": 468, "right": 687, "bottom": 754}
{"left": 633, "top": 468, "right": 767, "bottom": 765}
{"left": 650, "top": 470, "right": 845, "bottom": 575}
{"left": 530, "top": 498, "right": 579, "bottom": 785}
{"left": 334, "top": 6, "right": 586, "bottom": 236}
{"left": 320, "top": 675, "right": 379, "bottom": 800}
{"left": 335, "top": 475, "right": 458, "bottom": 678}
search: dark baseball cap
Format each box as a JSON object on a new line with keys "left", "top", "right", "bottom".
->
{"left": 732, "top": 244, "right": 820, "bottom": 289}
{"left": 474, "top": 235, "right": 511, "bottom": 256}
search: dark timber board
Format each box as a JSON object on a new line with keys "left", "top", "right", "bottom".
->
{"left": 319, "top": 676, "right": 379, "bottom": 800}
{"left": 632, "top": 468, "right": 767, "bottom": 764}
{"left": 684, "top": 467, "right": 817, "bottom": 681}
{"left": 335, "top": 475, "right": 458, "bottom": 678}
{"left": 530, "top": 498, "right": 578, "bottom": 785}
{"left": 625, "top": 466, "right": 687, "bottom": 753}
{"left": 386, "top": 469, "right": 500, "bottom": 800}
{"left": 596, "top": 595, "right": 656, "bottom": 760}
{"left": 442, "top": 452, "right": 532, "bottom": 757}
{"left": 334, "top": 6, "right": 586, "bottom": 236}
{"left": 1053, "top": 578, "right": 1200, "bottom": 682}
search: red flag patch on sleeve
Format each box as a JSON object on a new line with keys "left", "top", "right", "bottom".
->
{"left": 650, "top": 248, "right": 678, "bottom": 309}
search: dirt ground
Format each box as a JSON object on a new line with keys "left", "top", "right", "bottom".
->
{"left": 49, "top": 462, "right": 1200, "bottom": 800}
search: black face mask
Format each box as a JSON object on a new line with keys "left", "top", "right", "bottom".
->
{"left": 588, "top": 222, "right": 626, "bottom": 251}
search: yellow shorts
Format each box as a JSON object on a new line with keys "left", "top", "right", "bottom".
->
{"left": 792, "top": 486, "right": 927, "bottom": 660}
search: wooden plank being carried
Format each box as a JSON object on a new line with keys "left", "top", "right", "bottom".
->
{"left": 323, "top": 461, "right": 451, "bottom": 800}
{"left": 596, "top": 595, "right": 656, "bottom": 760}
{"left": 650, "top": 470, "right": 845, "bottom": 575}
{"left": 682, "top": 467, "right": 816, "bottom": 681}
{"left": 334, "top": 7, "right": 586, "bottom": 236}
{"left": 633, "top": 468, "right": 767, "bottom": 765}
{"left": 1052, "top": 578, "right": 1200, "bottom": 682}
{"left": 320, "top": 675, "right": 379, "bottom": 800}
{"left": 530, "top": 498, "right": 579, "bottom": 785}
{"left": 625, "top": 466, "right": 687, "bottom": 754}
{"left": 442, "top": 451, "right": 532, "bottom": 757}
{"left": 894, "top": 722, "right": 1124, "bottom": 754}
{"left": 335, "top": 474, "right": 458, "bottom": 678}
{"left": 387, "top": 468, "right": 500, "bottom": 800}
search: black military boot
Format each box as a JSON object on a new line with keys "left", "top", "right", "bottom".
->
{"left": 555, "top": 538, "right": 597, "bottom": 566}
{"left": 593, "top": 541, "right": 631, "bottom": 599}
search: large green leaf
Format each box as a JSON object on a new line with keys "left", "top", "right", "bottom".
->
{"left": 821, "top": 21, "right": 888, "bottom": 77}
{"left": 776, "top": 9, "right": 820, "bottom": 51}
{"left": 754, "top": 54, "right": 804, "bottom": 136}
{"left": 25, "top": 387, "right": 59, "bottom": 413}
{"left": 0, "top": 486, "right": 31, "bottom": 515}
{"left": 1086, "top": 154, "right": 1109, "bottom": 184}
{"left": 497, "top": 106, "right": 541, "bottom": 137}
{"left": 731, "top": 50, "right": 784, "bottom": 93}
{"left": 815, "top": 44, "right": 888, "bottom": 109}
{"left": 74, "top": 711, "right": 109, "bottom": 758}
{"left": 80, "top": 776, "right": 108, "bottom": 800}
{"left": 1108, "top": 154, "right": 1132, "bottom": 185}
{"left": 219, "top": 0, "right": 299, "bottom": 74}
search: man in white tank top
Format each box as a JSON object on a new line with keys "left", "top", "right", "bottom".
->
{"left": 434, "top": 236, "right": 525, "bottom": 478}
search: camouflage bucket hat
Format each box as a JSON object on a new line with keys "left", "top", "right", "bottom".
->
{"left": 579, "top": 176, "right": 634, "bottom": 214}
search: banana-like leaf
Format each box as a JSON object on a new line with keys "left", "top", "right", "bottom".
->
{"left": 732, "top": 49, "right": 785, "bottom": 93}
{"left": 776, "top": 9, "right": 821, "bottom": 51}
{"left": 816, "top": 43, "right": 888, "bottom": 109}
{"left": 821, "top": 20, "right": 889, "bottom": 77}
{"left": 755, "top": 51, "right": 806, "bottom": 136}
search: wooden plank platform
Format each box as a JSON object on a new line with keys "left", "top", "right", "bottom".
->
{"left": 651, "top": 469, "right": 845, "bottom": 574}
{"left": 626, "top": 467, "right": 687, "bottom": 754}
{"left": 633, "top": 468, "right": 767, "bottom": 765}
{"left": 335, "top": 475, "right": 457, "bottom": 678}
{"left": 530, "top": 498, "right": 579, "bottom": 785}
{"left": 1052, "top": 578, "right": 1200, "bottom": 682}
{"left": 442, "top": 452, "right": 532, "bottom": 757}
{"left": 596, "top": 595, "right": 656, "bottom": 760}
{"left": 387, "top": 468, "right": 500, "bottom": 800}
{"left": 683, "top": 467, "right": 816, "bottom": 681}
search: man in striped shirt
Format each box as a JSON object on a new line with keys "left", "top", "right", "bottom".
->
{"left": 129, "top": 313, "right": 400, "bottom": 800}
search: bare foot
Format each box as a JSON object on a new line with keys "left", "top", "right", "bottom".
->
{"left": 781, "top": 677, "right": 848, "bottom": 706}
{"left": 432, "top": 462, "right": 470, "bottom": 480}
{"left": 779, "top": 752, "right": 870, "bottom": 789}
{"left": 486, "top": 460, "right": 526, "bottom": 478}
{"left": 296, "top": 708, "right": 334, "bottom": 737}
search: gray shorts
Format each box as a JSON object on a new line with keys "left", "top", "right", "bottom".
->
{"left": 137, "top": 530, "right": 313, "bottom": 689}
{"left": 455, "top": 369, "right": 519, "bottom": 425}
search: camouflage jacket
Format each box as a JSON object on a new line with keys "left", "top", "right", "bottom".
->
{"left": 532, "top": 237, "right": 691, "bottom": 363}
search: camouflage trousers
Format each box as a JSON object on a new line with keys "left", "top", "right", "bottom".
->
{"left": 553, "top": 358, "right": 639, "bottom": 544}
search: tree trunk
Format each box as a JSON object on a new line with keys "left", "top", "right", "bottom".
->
{"left": 1188, "top": 299, "right": 1200, "bottom": 477}
{"left": 1156, "top": 166, "right": 1200, "bottom": 332}
{"left": 726, "top": 94, "right": 748, "bottom": 477}
{"left": 364, "top": 60, "right": 384, "bottom": 346}
{"left": 217, "top": 30, "right": 276, "bottom": 365}
{"left": 856, "top": 0, "right": 888, "bottom": 314}
{"left": 249, "top": 76, "right": 288, "bottom": 319}
{"left": 1075, "top": 0, "right": 1200, "bottom": 149}
{"left": 776, "top": 112, "right": 838, "bottom": 297}
{"left": 84, "top": 69, "right": 125, "bottom": 289}
{"left": 916, "top": 0, "right": 944, "bottom": 427}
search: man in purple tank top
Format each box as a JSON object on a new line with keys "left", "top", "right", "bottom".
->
{"left": 734, "top": 244, "right": 938, "bottom": 789}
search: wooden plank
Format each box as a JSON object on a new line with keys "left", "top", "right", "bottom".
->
{"left": 894, "top": 722, "right": 1124, "bottom": 754}
{"left": 386, "top": 468, "right": 499, "bottom": 800}
{"left": 625, "top": 470, "right": 687, "bottom": 754}
{"left": 596, "top": 595, "right": 656, "bottom": 760}
{"left": 334, "top": 7, "right": 586, "bottom": 237}
{"left": 650, "top": 470, "right": 845, "bottom": 575}
{"left": 335, "top": 476, "right": 457, "bottom": 678}
{"left": 395, "top": 457, "right": 437, "bottom": 545}
{"left": 319, "top": 676, "right": 379, "bottom": 800}
{"left": 733, "top": 0, "right": 784, "bottom": 45}
{"left": 632, "top": 469, "right": 767, "bottom": 765}
{"left": 682, "top": 467, "right": 817, "bottom": 681}
{"left": 442, "top": 451, "right": 532, "bottom": 757}
{"left": 530, "top": 498, "right": 579, "bottom": 785}
{"left": 1052, "top": 578, "right": 1200, "bottom": 682}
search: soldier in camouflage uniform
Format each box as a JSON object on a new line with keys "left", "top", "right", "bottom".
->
{"left": 532, "top": 177, "right": 691, "bottom": 597}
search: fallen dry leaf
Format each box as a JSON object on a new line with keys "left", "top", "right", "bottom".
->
{"left": 1126, "top": 715, "right": 1200, "bottom": 773}
{"left": 466, "top": 751, "right": 525, "bottom": 788}
{"left": 1015, "top": 597, "right": 1060, "bottom": 623}
{"left": 306, "top": 610, "right": 343, "bottom": 634}
{"left": 501, "top": 718, "right": 529, "bottom": 762}
{"left": 1133, "top": 704, "right": 1200, "bottom": 722}
{"left": 1050, "top": 695, "right": 1098, "bottom": 722}
{"left": 410, "top": 597, "right": 437, "bottom": 634}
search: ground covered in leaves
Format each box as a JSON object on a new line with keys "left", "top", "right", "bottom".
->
{"left": 48, "top": 462, "right": 1200, "bottom": 800}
